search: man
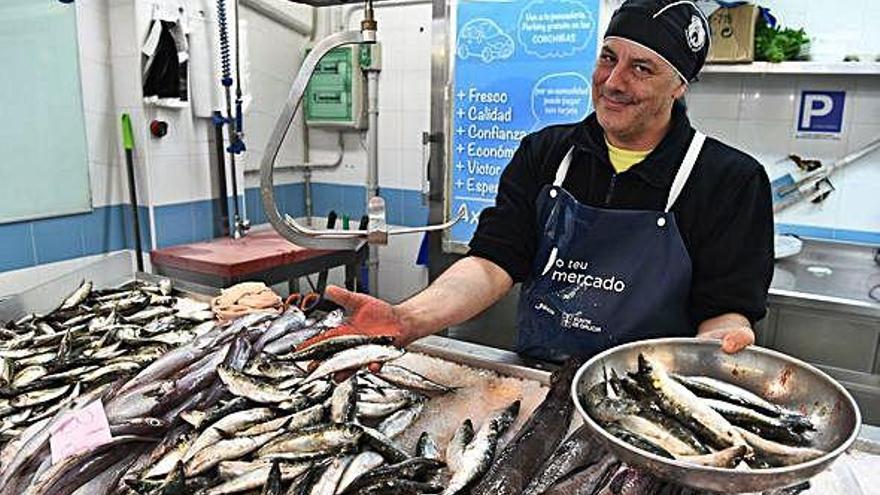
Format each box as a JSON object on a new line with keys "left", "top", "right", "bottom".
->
{"left": 310, "top": 0, "right": 774, "bottom": 361}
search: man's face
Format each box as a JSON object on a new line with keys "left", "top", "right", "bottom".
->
{"left": 592, "top": 38, "right": 687, "bottom": 142}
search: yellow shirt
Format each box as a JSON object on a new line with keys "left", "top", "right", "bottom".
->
{"left": 605, "top": 139, "right": 652, "bottom": 174}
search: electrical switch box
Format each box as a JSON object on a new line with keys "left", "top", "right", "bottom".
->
{"left": 304, "top": 45, "right": 368, "bottom": 129}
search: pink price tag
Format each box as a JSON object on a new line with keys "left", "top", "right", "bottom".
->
{"left": 49, "top": 400, "right": 112, "bottom": 464}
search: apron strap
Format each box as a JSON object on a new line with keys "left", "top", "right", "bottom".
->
{"left": 553, "top": 148, "right": 576, "bottom": 187}
{"left": 665, "top": 131, "right": 706, "bottom": 213}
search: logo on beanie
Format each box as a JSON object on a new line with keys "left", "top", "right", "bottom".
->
{"left": 686, "top": 15, "right": 706, "bottom": 52}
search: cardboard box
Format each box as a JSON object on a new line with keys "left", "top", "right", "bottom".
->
{"left": 707, "top": 4, "right": 760, "bottom": 63}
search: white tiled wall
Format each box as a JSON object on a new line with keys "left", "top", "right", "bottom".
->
{"left": 307, "top": 3, "right": 433, "bottom": 192}
{"left": 78, "top": 0, "right": 125, "bottom": 209}
{"left": 687, "top": 73, "right": 880, "bottom": 235}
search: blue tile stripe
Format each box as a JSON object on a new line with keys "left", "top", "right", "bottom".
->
{"left": 4, "top": 184, "right": 877, "bottom": 275}
{"left": 0, "top": 205, "right": 146, "bottom": 273}
{"left": 776, "top": 223, "right": 880, "bottom": 246}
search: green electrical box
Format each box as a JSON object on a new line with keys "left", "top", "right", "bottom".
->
{"left": 304, "top": 45, "right": 367, "bottom": 129}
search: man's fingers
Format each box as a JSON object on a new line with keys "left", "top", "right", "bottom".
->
{"left": 721, "top": 328, "right": 755, "bottom": 354}
{"left": 324, "top": 286, "right": 372, "bottom": 312}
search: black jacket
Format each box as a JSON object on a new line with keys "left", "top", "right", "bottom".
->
{"left": 468, "top": 102, "right": 775, "bottom": 325}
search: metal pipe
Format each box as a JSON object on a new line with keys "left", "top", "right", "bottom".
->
{"left": 244, "top": 132, "right": 344, "bottom": 173}
{"left": 304, "top": 166, "right": 314, "bottom": 222}
{"left": 240, "top": 0, "right": 314, "bottom": 35}
{"left": 366, "top": 73, "right": 380, "bottom": 200}
{"left": 212, "top": 115, "right": 231, "bottom": 236}
{"left": 365, "top": 69, "right": 380, "bottom": 294}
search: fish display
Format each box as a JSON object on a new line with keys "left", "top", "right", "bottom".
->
{"left": 1, "top": 279, "right": 497, "bottom": 495}
{"left": 0, "top": 279, "right": 216, "bottom": 449}
{"left": 0, "top": 280, "right": 827, "bottom": 495}
{"left": 579, "top": 353, "right": 823, "bottom": 471}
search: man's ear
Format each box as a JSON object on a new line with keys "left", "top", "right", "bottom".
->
{"left": 672, "top": 81, "right": 688, "bottom": 100}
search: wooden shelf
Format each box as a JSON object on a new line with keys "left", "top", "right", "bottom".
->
{"left": 702, "top": 61, "right": 880, "bottom": 76}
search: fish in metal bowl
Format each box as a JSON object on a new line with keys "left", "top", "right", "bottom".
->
{"left": 571, "top": 338, "right": 861, "bottom": 493}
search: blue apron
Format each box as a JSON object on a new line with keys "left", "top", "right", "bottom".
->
{"left": 516, "top": 132, "right": 706, "bottom": 361}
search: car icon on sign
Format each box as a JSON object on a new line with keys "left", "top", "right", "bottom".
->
{"left": 457, "top": 18, "right": 515, "bottom": 63}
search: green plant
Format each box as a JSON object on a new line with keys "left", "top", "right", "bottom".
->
{"left": 754, "top": 18, "right": 809, "bottom": 63}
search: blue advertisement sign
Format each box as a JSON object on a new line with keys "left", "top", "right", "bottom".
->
{"left": 797, "top": 90, "right": 846, "bottom": 135}
{"left": 448, "top": 0, "right": 600, "bottom": 247}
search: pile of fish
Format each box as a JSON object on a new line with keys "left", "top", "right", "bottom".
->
{"left": 0, "top": 278, "right": 825, "bottom": 495}
{"left": 468, "top": 358, "right": 813, "bottom": 495}
{"left": 580, "top": 354, "right": 824, "bottom": 471}
{"left": 0, "top": 282, "right": 538, "bottom": 495}
{"left": 0, "top": 279, "right": 215, "bottom": 447}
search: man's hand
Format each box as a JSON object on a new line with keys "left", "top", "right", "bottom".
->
{"left": 697, "top": 313, "right": 755, "bottom": 354}
{"left": 299, "top": 286, "right": 411, "bottom": 350}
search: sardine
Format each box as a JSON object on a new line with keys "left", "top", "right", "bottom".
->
{"left": 10, "top": 365, "right": 48, "bottom": 389}
{"left": 337, "top": 452, "right": 386, "bottom": 493}
{"left": 244, "top": 358, "right": 306, "bottom": 380}
{"left": 702, "top": 398, "right": 810, "bottom": 445}
{"left": 309, "top": 455, "right": 353, "bottom": 495}
{"left": 357, "top": 397, "right": 415, "bottom": 419}
{"left": 361, "top": 426, "right": 412, "bottom": 464}
{"left": 186, "top": 430, "right": 283, "bottom": 476}
{"left": 303, "top": 345, "right": 405, "bottom": 383}
{"left": 281, "top": 335, "right": 396, "bottom": 362}
{"left": 736, "top": 427, "right": 825, "bottom": 466}
{"left": 262, "top": 310, "right": 344, "bottom": 356}
{"left": 258, "top": 423, "right": 364, "bottom": 459}
{"left": 238, "top": 404, "right": 325, "bottom": 437}
{"left": 635, "top": 354, "right": 747, "bottom": 450}
{"left": 183, "top": 408, "right": 276, "bottom": 462}
{"left": 672, "top": 374, "right": 813, "bottom": 431}
{"left": 253, "top": 306, "right": 307, "bottom": 354}
{"left": 217, "top": 460, "right": 271, "bottom": 479}
{"left": 60, "top": 281, "right": 93, "bottom": 310}
{"left": 374, "top": 365, "right": 455, "bottom": 394}
{"left": 10, "top": 384, "right": 72, "bottom": 408}
{"left": 613, "top": 415, "right": 701, "bottom": 456}
{"left": 441, "top": 401, "right": 519, "bottom": 495}
{"left": 330, "top": 374, "right": 358, "bottom": 423}
{"left": 0, "top": 358, "right": 12, "bottom": 388}
{"left": 339, "top": 458, "right": 445, "bottom": 494}
{"left": 415, "top": 432, "right": 441, "bottom": 460}
{"left": 217, "top": 367, "right": 291, "bottom": 403}
{"left": 378, "top": 403, "right": 424, "bottom": 439}
{"left": 445, "top": 419, "right": 474, "bottom": 473}
{"left": 203, "top": 461, "right": 311, "bottom": 495}
{"left": 678, "top": 444, "right": 750, "bottom": 468}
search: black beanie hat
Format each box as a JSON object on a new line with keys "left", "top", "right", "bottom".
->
{"left": 604, "top": 0, "right": 710, "bottom": 82}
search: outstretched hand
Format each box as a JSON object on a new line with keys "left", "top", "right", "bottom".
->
{"left": 299, "top": 285, "right": 410, "bottom": 350}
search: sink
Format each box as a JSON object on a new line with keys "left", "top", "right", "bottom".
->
{"left": 772, "top": 239, "right": 880, "bottom": 307}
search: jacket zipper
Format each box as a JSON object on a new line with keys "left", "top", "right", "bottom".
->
{"left": 604, "top": 173, "right": 618, "bottom": 206}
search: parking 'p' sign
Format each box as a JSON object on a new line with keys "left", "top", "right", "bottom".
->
{"left": 797, "top": 90, "right": 846, "bottom": 137}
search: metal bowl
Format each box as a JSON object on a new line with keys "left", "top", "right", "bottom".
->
{"left": 571, "top": 338, "right": 861, "bottom": 493}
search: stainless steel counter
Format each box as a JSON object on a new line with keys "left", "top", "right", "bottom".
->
{"left": 770, "top": 239, "right": 880, "bottom": 319}
{"left": 760, "top": 239, "right": 880, "bottom": 425}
